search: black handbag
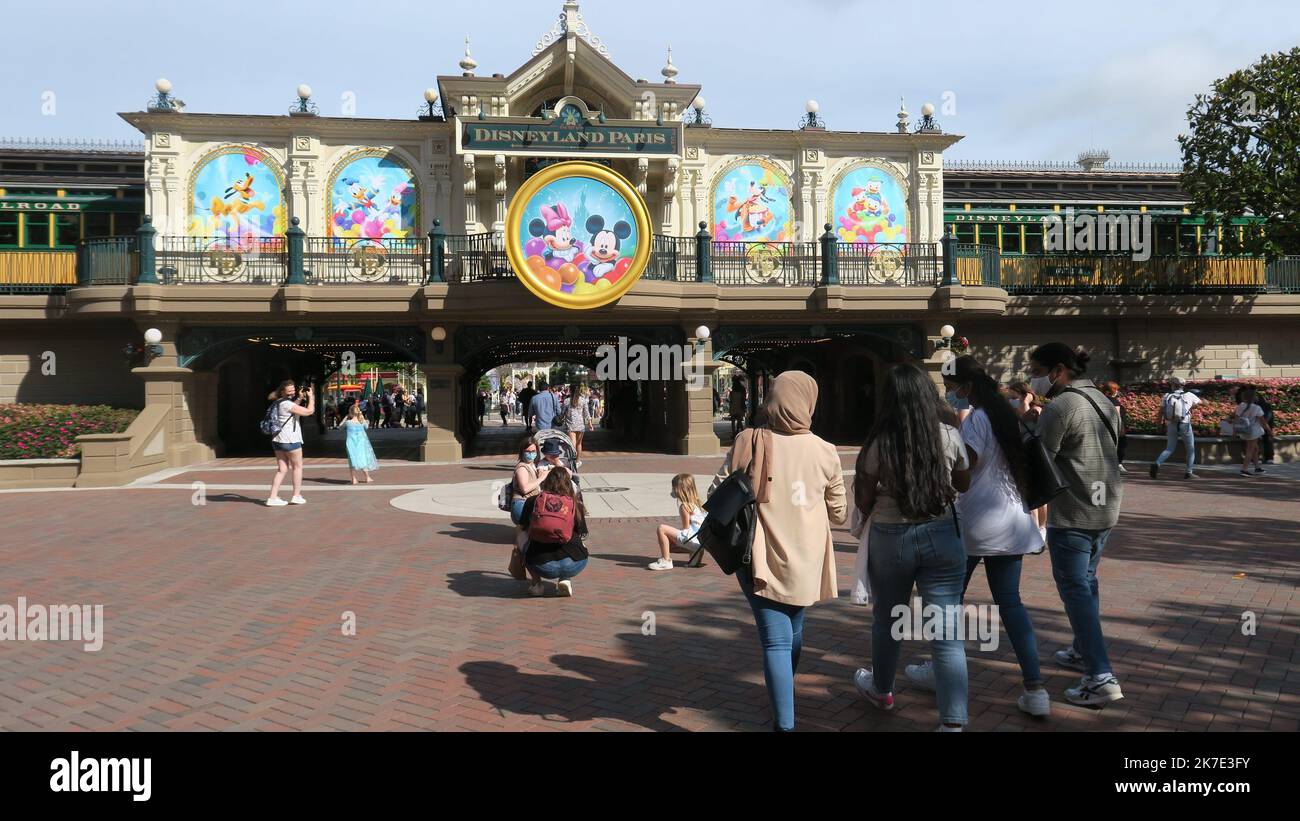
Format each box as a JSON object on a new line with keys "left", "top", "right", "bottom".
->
{"left": 697, "top": 433, "right": 760, "bottom": 575}
{"left": 1021, "top": 420, "right": 1068, "bottom": 510}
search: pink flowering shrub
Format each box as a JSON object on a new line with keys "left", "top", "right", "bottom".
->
{"left": 1116, "top": 378, "right": 1300, "bottom": 436}
{"left": 0, "top": 404, "right": 138, "bottom": 459}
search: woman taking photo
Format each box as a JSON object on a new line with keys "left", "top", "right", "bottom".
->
{"left": 266, "top": 379, "right": 315, "bottom": 507}
{"left": 707, "top": 371, "right": 847, "bottom": 732}
{"left": 518, "top": 467, "right": 589, "bottom": 598}
{"left": 852, "top": 364, "right": 971, "bottom": 731}
{"left": 1028, "top": 342, "right": 1124, "bottom": 708}
{"left": 906, "top": 356, "right": 1050, "bottom": 717}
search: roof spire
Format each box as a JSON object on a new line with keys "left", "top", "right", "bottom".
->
{"left": 459, "top": 36, "right": 478, "bottom": 75}
{"left": 661, "top": 46, "right": 678, "bottom": 83}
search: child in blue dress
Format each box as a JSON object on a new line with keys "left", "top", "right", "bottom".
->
{"left": 343, "top": 404, "right": 379, "bottom": 483}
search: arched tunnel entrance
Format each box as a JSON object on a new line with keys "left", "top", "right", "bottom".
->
{"left": 178, "top": 325, "right": 428, "bottom": 458}
{"left": 711, "top": 323, "right": 926, "bottom": 446}
{"left": 454, "top": 325, "right": 693, "bottom": 456}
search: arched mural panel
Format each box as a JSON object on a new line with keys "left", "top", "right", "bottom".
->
{"left": 187, "top": 144, "right": 286, "bottom": 238}
{"left": 830, "top": 162, "right": 909, "bottom": 244}
{"left": 709, "top": 157, "right": 795, "bottom": 242}
{"left": 327, "top": 149, "right": 420, "bottom": 239}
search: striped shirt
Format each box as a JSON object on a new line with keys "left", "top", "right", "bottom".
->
{"left": 1036, "top": 379, "right": 1123, "bottom": 530}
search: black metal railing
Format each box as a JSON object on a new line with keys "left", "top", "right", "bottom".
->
{"left": 445, "top": 232, "right": 510, "bottom": 283}
{"left": 647, "top": 235, "right": 696, "bottom": 282}
{"left": 83, "top": 236, "right": 138, "bottom": 285}
{"left": 838, "top": 242, "right": 943, "bottom": 286}
{"left": 155, "top": 236, "right": 287, "bottom": 285}
{"left": 711, "top": 241, "right": 820, "bottom": 286}
{"left": 304, "top": 236, "right": 427, "bottom": 285}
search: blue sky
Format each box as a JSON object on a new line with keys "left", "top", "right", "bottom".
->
{"left": 4, "top": 0, "right": 1298, "bottom": 162}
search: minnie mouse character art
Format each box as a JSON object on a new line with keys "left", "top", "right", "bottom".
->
{"left": 528, "top": 204, "right": 585, "bottom": 267}
{"left": 585, "top": 214, "right": 633, "bottom": 282}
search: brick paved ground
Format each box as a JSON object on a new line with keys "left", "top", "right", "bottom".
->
{"left": 0, "top": 441, "right": 1297, "bottom": 731}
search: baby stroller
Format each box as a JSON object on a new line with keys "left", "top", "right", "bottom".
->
{"left": 532, "top": 428, "right": 582, "bottom": 495}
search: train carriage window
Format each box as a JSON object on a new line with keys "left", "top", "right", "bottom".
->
{"left": 84, "top": 211, "right": 113, "bottom": 239}
{"left": 0, "top": 212, "right": 18, "bottom": 246}
{"left": 24, "top": 213, "right": 51, "bottom": 247}
{"left": 1024, "top": 222, "right": 1044, "bottom": 254}
{"left": 53, "top": 213, "right": 80, "bottom": 246}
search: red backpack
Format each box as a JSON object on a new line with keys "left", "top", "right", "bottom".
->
{"left": 529, "top": 491, "right": 576, "bottom": 543}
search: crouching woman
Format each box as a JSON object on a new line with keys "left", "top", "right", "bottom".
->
{"left": 519, "top": 467, "right": 589, "bottom": 598}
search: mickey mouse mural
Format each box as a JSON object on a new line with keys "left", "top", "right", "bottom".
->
{"left": 507, "top": 161, "right": 652, "bottom": 309}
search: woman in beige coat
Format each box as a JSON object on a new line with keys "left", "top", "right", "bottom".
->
{"left": 708, "top": 371, "right": 848, "bottom": 731}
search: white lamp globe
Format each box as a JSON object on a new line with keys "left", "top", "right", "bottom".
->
{"left": 921, "top": 102, "right": 935, "bottom": 117}
{"left": 144, "top": 328, "right": 163, "bottom": 345}
{"left": 939, "top": 324, "right": 956, "bottom": 339}
{"left": 695, "top": 325, "right": 711, "bottom": 340}
{"left": 424, "top": 88, "right": 438, "bottom": 104}
{"left": 297, "top": 84, "right": 313, "bottom": 100}
{"left": 155, "top": 78, "right": 172, "bottom": 94}
{"left": 805, "top": 99, "right": 820, "bottom": 114}
{"left": 431, "top": 326, "right": 448, "bottom": 342}
{"left": 692, "top": 96, "right": 706, "bottom": 111}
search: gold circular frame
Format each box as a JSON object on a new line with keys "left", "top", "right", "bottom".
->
{"left": 505, "top": 161, "right": 652, "bottom": 310}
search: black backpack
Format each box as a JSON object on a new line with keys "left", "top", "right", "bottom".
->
{"left": 696, "top": 433, "right": 759, "bottom": 575}
{"left": 259, "top": 400, "right": 294, "bottom": 437}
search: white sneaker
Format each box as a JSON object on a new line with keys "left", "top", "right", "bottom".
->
{"left": 1065, "top": 674, "right": 1124, "bottom": 707}
{"left": 1018, "top": 687, "right": 1051, "bottom": 717}
{"left": 289, "top": 496, "right": 307, "bottom": 505}
{"left": 852, "top": 668, "right": 894, "bottom": 711}
{"left": 556, "top": 579, "right": 573, "bottom": 597}
{"left": 1054, "top": 647, "right": 1086, "bottom": 671}
{"left": 904, "top": 660, "right": 936, "bottom": 692}
{"left": 936, "top": 724, "right": 964, "bottom": 732}
{"left": 265, "top": 498, "right": 288, "bottom": 507}
{"left": 528, "top": 582, "right": 545, "bottom": 597}
{"left": 648, "top": 558, "right": 674, "bottom": 571}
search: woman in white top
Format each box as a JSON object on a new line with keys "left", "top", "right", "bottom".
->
{"left": 648, "top": 473, "right": 707, "bottom": 570}
{"left": 563, "top": 384, "right": 594, "bottom": 466}
{"left": 266, "top": 379, "right": 314, "bottom": 507}
{"left": 1235, "top": 386, "right": 1271, "bottom": 477}
{"left": 906, "top": 356, "right": 1050, "bottom": 717}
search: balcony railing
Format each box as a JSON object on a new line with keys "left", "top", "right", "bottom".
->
{"left": 156, "top": 236, "right": 287, "bottom": 285}
{"left": 27, "top": 220, "right": 1300, "bottom": 295}
{"left": 712, "top": 241, "right": 820, "bottom": 286}
{"left": 839, "top": 242, "right": 944, "bottom": 286}
{"left": 0, "top": 249, "right": 77, "bottom": 294}
{"left": 304, "top": 237, "right": 426, "bottom": 285}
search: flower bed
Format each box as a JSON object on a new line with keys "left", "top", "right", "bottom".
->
{"left": 0, "top": 404, "right": 138, "bottom": 459}
{"left": 1116, "top": 378, "right": 1300, "bottom": 437}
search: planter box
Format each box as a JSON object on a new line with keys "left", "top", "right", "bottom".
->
{"left": 0, "top": 458, "right": 80, "bottom": 489}
{"left": 1124, "top": 434, "right": 1297, "bottom": 465}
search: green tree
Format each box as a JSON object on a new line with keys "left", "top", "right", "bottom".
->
{"left": 1179, "top": 47, "right": 1300, "bottom": 258}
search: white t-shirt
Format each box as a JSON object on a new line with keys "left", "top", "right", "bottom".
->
{"left": 272, "top": 399, "right": 303, "bottom": 444}
{"left": 955, "top": 408, "right": 1042, "bottom": 556}
{"left": 1236, "top": 402, "right": 1265, "bottom": 440}
{"left": 1163, "top": 390, "right": 1200, "bottom": 424}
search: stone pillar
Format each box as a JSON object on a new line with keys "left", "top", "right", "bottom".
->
{"left": 492, "top": 154, "right": 507, "bottom": 233}
{"left": 463, "top": 154, "right": 479, "bottom": 233}
{"left": 420, "top": 324, "right": 463, "bottom": 461}
{"left": 676, "top": 329, "right": 721, "bottom": 456}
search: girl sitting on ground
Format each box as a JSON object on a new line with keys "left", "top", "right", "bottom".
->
{"left": 648, "top": 473, "right": 707, "bottom": 570}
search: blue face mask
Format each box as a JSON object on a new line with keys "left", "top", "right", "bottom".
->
{"left": 523, "top": 452, "right": 537, "bottom": 462}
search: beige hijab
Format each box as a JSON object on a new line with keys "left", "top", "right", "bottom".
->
{"left": 732, "top": 371, "right": 818, "bottom": 503}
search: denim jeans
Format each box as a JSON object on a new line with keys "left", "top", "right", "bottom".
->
{"left": 1154, "top": 421, "right": 1195, "bottom": 471}
{"left": 1047, "top": 527, "right": 1113, "bottom": 677}
{"left": 868, "top": 515, "right": 969, "bottom": 726}
{"left": 964, "top": 556, "right": 1043, "bottom": 688}
{"left": 737, "top": 569, "right": 806, "bottom": 732}
{"left": 526, "top": 556, "right": 588, "bottom": 580}
{"left": 510, "top": 498, "right": 526, "bottom": 525}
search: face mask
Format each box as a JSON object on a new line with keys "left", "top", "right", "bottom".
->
{"left": 523, "top": 452, "right": 537, "bottom": 462}
{"left": 1030, "top": 373, "right": 1054, "bottom": 398}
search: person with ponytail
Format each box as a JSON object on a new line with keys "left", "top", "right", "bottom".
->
{"left": 851, "top": 364, "right": 972, "bottom": 731}
{"left": 1028, "top": 342, "right": 1125, "bottom": 708}
{"left": 906, "top": 356, "right": 1051, "bottom": 717}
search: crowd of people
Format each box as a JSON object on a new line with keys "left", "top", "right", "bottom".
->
{"left": 323, "top": 386, "right": 425, "bottom": 431}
